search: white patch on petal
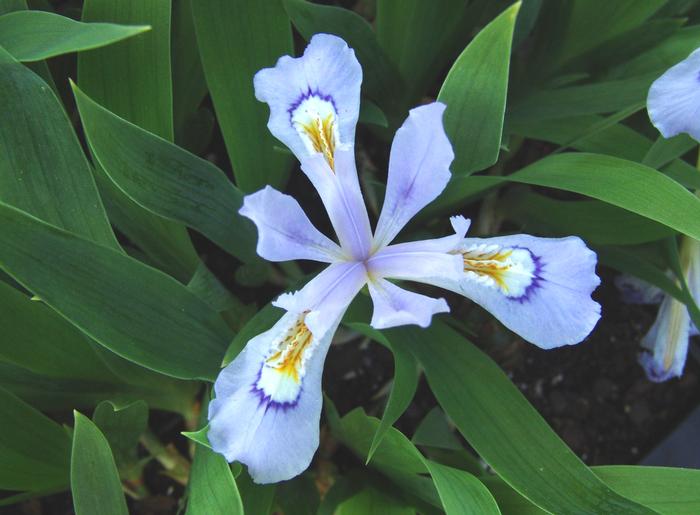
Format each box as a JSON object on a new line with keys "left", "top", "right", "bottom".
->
{"left": 290, "top": 93, "right": 339, "bottom": 169}
{"left": 254, "top": 312, "right": 318, "bottom": 405}
{"left": 459, "top": 244, "right": 538, "bottom": 298}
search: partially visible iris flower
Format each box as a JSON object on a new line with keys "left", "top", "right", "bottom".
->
{"left": 617, "top": 239, "right": 700, "bottom": 382}
{"left": 647, "top": 47, "right": 700, "bottom": 141}
{"left": 633, "top": 47, "right": 700, "bottom": 382}
{"left": 208, "top": 34, "right": 601, "bottom": 483}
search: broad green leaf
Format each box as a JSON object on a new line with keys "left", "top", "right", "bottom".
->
{"left": 187, "top": 262, "right": 250, "bottom": 322}
{"left": 0, "top": 281, "right": 113, "bottom": 379}
{"left": 438, "top": 2, "right": 520, "bottom": 175}
{"left": 237, "top": 470, "right": 277, "bottom": 515}
{"left": 186, "top": 445, "right": 243, "bottom": 515}
{"left": 0, "top": 201, "right": 231, "bottom": 381}
{"left": 192, "top": 0, "right": 293, "bottom": 192}
{"left": 336, "top": 487, "right": 413, "bottom": 515}
{"left": 79, "top": 0, "right": 172, "bottom": 139}
{"left": 93, "top": 401, "right": 148, "bottom": 479}
{"left": 595, "top": 466, "right": 700, "bottom": 515}
{"left": 345, "top": 322, "right": 419, "bottom": 464}
{"left": 486, "top": 466, "right": 700, "bottom": 515}
{"left": 329, "top": 405, "right": 446, "bottom": 512}
{"left": 79, "top": 0, "right": 199, "bottom": 282}
{"left": 552, "top": 102, "right": 644, "bottom": 152}
{"left": 0, "top": 45, "right": 117, "bottom": 248}
{"left": 284, "top": 0, "right": 403, "bottom": 118}
{"left": 643, "top": 134, "right": 696, "bottom": 170}
{"left": 506, "top": 153, "right": 700, "bottom": 240}
{"left": 509, "top": 74, "right": 655, "bottom": 123}
{"left": 553, "top": 0, "right": 666, "bottom": 65}
{"left": 412, "top": 407, "right": 462, "bottom": 451}
{"left": 376, "top": 0, "right": 469, "bottom": 106}
{"left": 506, "top": 191, "right": 675, "bottom": 245}
{"left": 424, "top": 460, "right": 500, "bottom": 515}
{"left": 0, "top": 362, "right": 195, "bottom": 416}
{"left": 172, "top": 0, "right": 208, "bottom": 143}
{"left": 0, "top": 0, "right": 58, "bottom": 89}
{"left": 562, "top": 18, "right": 683, "bottom": 75}
{"left": 0, "top": 10, "right": 148, "bottom": 61}
{"left": 71, "top": 412, "right": 128, "bottom": 515}
{"left": 274, "top": 474, "right": 320, "bottom": 515}
{"left": 394, "top": 322, "right": 656, "bottom": 514}
{"left": 72, "top": 83, "right": 258, "bottom": 264}
{"left": 223, "top": 303, "right": 284, "bottom": 366}
{"left": 336, "top": 408, "right": 427, "bottom": 477}
{"left": 508, "top": 115, "right": 700, "bottom": 189}
{"left": 613, "top": 25, "right": 700, "bottom": 79}
{"left": 0, "top": 386, "right": 71, "bottom": 491}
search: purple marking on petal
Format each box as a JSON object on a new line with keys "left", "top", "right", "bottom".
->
{"left": 287, "top": 87, "right": 338, "bottom": 123}
{"left": 507, "top": 248, "right": 545, "bottom": 304}
{"left": 249, "top": 365, "right": 303, "bottom": 413}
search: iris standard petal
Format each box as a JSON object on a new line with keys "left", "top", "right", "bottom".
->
{"left": 239, "top": 185, "right": 343, "bottom": 262}
{"left": 647, "top": 47, "right": 700, "bottom": 141}
{"left": 368, "top": 278, "right": 449, "bottom": 329}
{"left": 300, "top": 149, "right": 372, "bottom": 259}
{"left": 425, "top": 234, "right": 601, "bottom": 349}
{"left": 208, "top": 310, "right": 338, "bottom": 483}
{"left": 254, "top": 33, "right": 362, "bottom": 167}
{"left": 640, "top": 296, "right": 690, "bottom": 382}
{"left": 373, "top": 103, "right": 454, "bottom": 249}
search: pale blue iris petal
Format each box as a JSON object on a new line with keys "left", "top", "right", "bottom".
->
{"left": 300, "top": 149, "right": 372, "bottom": 259}
{"left": 368, "top": 278, "right": 449, "bottom": 329}
{"left": 239, "top": 185, "right": 343, "bottom": 263}
{"left": 373, "top": 103, "right": 454, "bottom": 249}
{"left": 640, "top": 296, "right": 690, "bottom": 382}
{"left": 254, "top": 33, "right": 362, "bottom": 160}
{"left": 208, "top": 311, "right": 337, "bottom": 484}
{"left": 647, "top": 47, "right": 700, "bottom": 141}
{"left": 421, "top": 234, "right": 600, "bottom": 349}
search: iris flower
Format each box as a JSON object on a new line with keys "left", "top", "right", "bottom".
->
{"left": 208, "top": 34, "right": 601, "bottom": 483}
{"left": 632, "top": 47, "right": 700, "bottom": 381}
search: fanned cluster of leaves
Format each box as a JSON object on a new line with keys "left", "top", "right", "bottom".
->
{"left": 1, "top": 0, "right": 700, "bottom": 513}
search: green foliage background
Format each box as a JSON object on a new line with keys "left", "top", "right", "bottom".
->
{"left": 0, "top": 0, "right": 699, "bottom": 513}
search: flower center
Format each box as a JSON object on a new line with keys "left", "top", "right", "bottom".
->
{"left": 254, "top": 312, "right": 316, "bottom": 407}
{"left": 290, "top": 93, "right": 338, "bottom": 169}
{"left": 461, "top": 244, "right": 539, "bottom": 299}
